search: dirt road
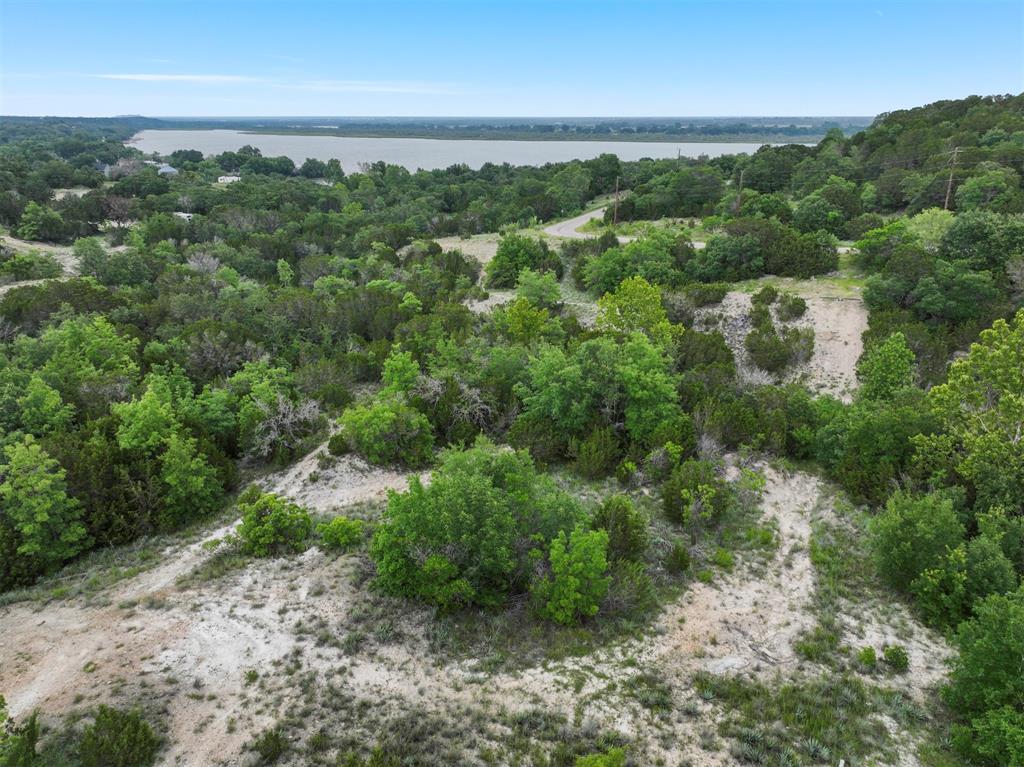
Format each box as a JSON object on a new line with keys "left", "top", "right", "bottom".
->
{"left": 542, "top": 207, "right": 610, "bottom": 239}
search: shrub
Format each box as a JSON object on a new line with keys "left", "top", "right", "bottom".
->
{"left": 575, "top": 747, "right": 627, "bottom": 767}
{"left": 712, "top": 547, "right": 735, "bottom": 571}
{"left": 665, "top": 540, "right": 691, "bottom": 574}
{"left": 251, "top": 727, "right": 287, "bottom": 764}
{"left": 532, "top": 525, "right": 611, "bottom": 625}
{"left": 869, "top": 490, "right": 965, "bottom": 591}
{"left": 681, "top": 281, "right": 729, "bottom": 306}
{"left": 327, "top": 432, "right": 349, "bottom": 456}
{"left": 371, "top": 438, "right": 582, "bottom": 608}
{"left": 79, "top": 706, "right": 159, "bottom": 767}
{"left": 965, "top": 534, "right": 1019, "bottom": 606}
{"left": 603, "top": 560, "right": 657, "bottom": 618}
{"left": 944, "top": 587, "right": 1024, "bottom": 758}
{"left": 237, "top": 491, "right": 313, "bottom": 557}
{"left": 857, "top": 646, "right": 877, "bottom": 669}
{"left": 882, "top": 645, "right": 909, "bottom": 673}
{"left": 318, "top": 516, "right": 365, "bottom": 551}
{"left": 2, "top": 710, "right": 40, "bottom": 766}
{"left": 338, "top": 397, "right": 434, "bottom": 467}
{"left": 751, "top": 284, "right": 778, "bottom": 305}
{"left": 776, "top": 292, "right": 807, "bottom": 321}
{"left": 857, "top": 331, "right": 914, "bottom": 400}
{"left": 570, "top": 426, "right": 620, "bottom": 479}
{"left": 745, "top": 325, "right": 791, "bottom": 372}
{"left": 662, "top": 459, "right": 732, "bottom": 538}
{"left": 591, "top": 495, "right": 648, "bottom": 561}
{"left": 516, "top": 267, "right": 562, "bottom": 310}
{"left": 487, "top": 234, "right": 559, "bottom": 288}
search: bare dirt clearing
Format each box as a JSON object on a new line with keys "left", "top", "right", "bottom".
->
{"left": 0, "top": 234, "right": 79, "bottom": 273}
{"left": 434, "top": 233, "right": 501, "bottom": 265}
{"left": 695, "top": 279, "right": 868, "bottom": 402}
{"left": 0, "top": 453, "right": 946, "bottom": 765}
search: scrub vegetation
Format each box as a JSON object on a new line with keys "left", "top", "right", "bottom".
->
{"left": 1, "top": 92, "right": 1023, "bottom": 766}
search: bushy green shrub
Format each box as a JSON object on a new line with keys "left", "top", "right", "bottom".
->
{"left": 575, "top": 747, "right": 626, "bottom": 767}
{"left": 857, "top": 646, "right": 877, "bottom": 669}
{"left": 745, "top": 325, "right": 791, "bottom": 372}
{"left": 882, "top": 644, "right": 909, "bottom": 673}
{"left": 251, "top": 727, "right": 286, "bottom": 763}
{"left": 79, "top": 706, "right": 159, "bottom": 767}
{"left": 856, "top": 331, "right": 915, "bottom": 400}
{"left": 532, "top": 525, "right": 611, "bottom": 625}
{"left": 570, "top": 426, "right": 620, "bottom": 479}
{"left": 681, "top": 281, "right": 729, "bottom": 306}
{"left": 603, "top": 560, "right": 656, "bottom": 618}
{"left": 751, "top": 284, "right": 778, "bottom": 306}
{"left": 662, "top": 459, "right": 732, "bottom": 538}
{"left": 237, "top": 491, "right": 313, "bottom": 557}
{"left": 745, "top": 324, "right": 814, "bottom": 372}
{"left": 1, "top": 709, "right": 40, "bottom": 767}
{"left": 591, "top": 495, "right": 648, "bottom": 561}
{"left": 665, "top": 540, "right": 691, "bottom": 574}
{"left": 944, "top": 587, "right": 1024, "bottom": 765}
{"left": 516, "top": 267, "right": 562, "bottom": 310}
{"left": 868, "top": 490, "right": 965, "bottom": 591}
{"left": 371, "top": 438, "right": 582, "bottom": 609}
{"left": 776, "top": 292, "right": 808, "bottom": 321}
{"left": 487, "top": 234, "right": 559, "bottom": 288}
{"left": 318, "top": 516, "right": 365, "bottom": 551}
{"left": 327, "top": 432, "right": 349, "bottom": 456}
{"left": 338, "top": 397, "right": 434, "bottom": 467}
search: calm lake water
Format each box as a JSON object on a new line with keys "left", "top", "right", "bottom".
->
{"left": 130, "top": 129, "right": 777, "bottom": 173}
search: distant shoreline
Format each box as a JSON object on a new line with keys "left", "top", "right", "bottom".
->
{"left": 130, "top": 126, "right": 837, "bottom": 144}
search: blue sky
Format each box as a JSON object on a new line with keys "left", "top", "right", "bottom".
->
{"left": 1, "top": 0, "right": 1022, "bottom": 117}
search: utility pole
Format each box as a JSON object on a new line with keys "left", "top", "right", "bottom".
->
{"left": 944, "top": 146, "right": 960, "bottom": 210}
{"left": 732, "top": 167, "right": 745, "bottom": 215}
{"left": 612, "top": 175, "right": 620, "bottom": 226}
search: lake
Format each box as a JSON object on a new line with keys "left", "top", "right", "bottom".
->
{"left": 129, "top": 129, "right": 778, "bottom": 173}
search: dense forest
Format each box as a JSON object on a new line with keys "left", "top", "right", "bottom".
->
{"left": 1, "top": 92, "right": 1023, "bottom": 766}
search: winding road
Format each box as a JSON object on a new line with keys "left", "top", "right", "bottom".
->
{"left": 542, "top": 206, "right": 610, "bottom": 239}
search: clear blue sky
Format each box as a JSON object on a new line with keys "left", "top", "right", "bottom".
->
{"left": 1, "top": 0, "right": 1022, "bottom": 117}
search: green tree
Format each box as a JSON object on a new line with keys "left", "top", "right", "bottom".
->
{"left": 516, "top": 267, "right": 561, "bottom": 310}
{"left": 591, "top": 495, "right": 648, "bottom": 561}
{"left": 381, "top": 347, "right": 420, "bottom": 394}
{"left": 338, "top": 397, "right": 434, "bottom": 467}
{"left": 159, "top": 433, "right": 222, "bottom": 530}
{"left": 533, "top": 525, "right": 610, "bottom": 625}
{"left": 595, "top": 276, "right": 671, "bottom": 342}
{"left": 869, "top": 490, "right": 965, "bottom": 591}
{"left": 15, "top": 201, "right": 64, "bottom": 242}
{"left": 906, "top": 207, "right": 955, "bottom": 250}
{"left": 17, "top": 375, "right": 72, "bottom": 435}
{"left": 236, "top": 491, "right": 312, "bottom": 557}
{"left": 856, "top": 332, "right": 915, "bottom": 400}
{"left": 486, "top": 234, "right": 557, "bottom": 288}
{"left": 79, "top": 706, "right": 159, "bottom": 767}
{"left": 944, "top": 586, "right": 1024, "bottom": 765}
{"left": 370, "top": 438, "right": 581, "bottom": 608}
{"left": 0, "top": 435, "right": 88, "bottom": 588}
{"left": 928, "top": 309, "right": 1024, "bottom": 509}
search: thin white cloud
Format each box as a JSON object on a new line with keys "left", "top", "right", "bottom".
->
{"left": 96, "top": 74, "right": 260, "bottom": 84}
{"left": 90, "top": 73, "right": 463, "bottom": 95}
{"left": 288, "top": 79, "right": 463, "bottom": 95}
